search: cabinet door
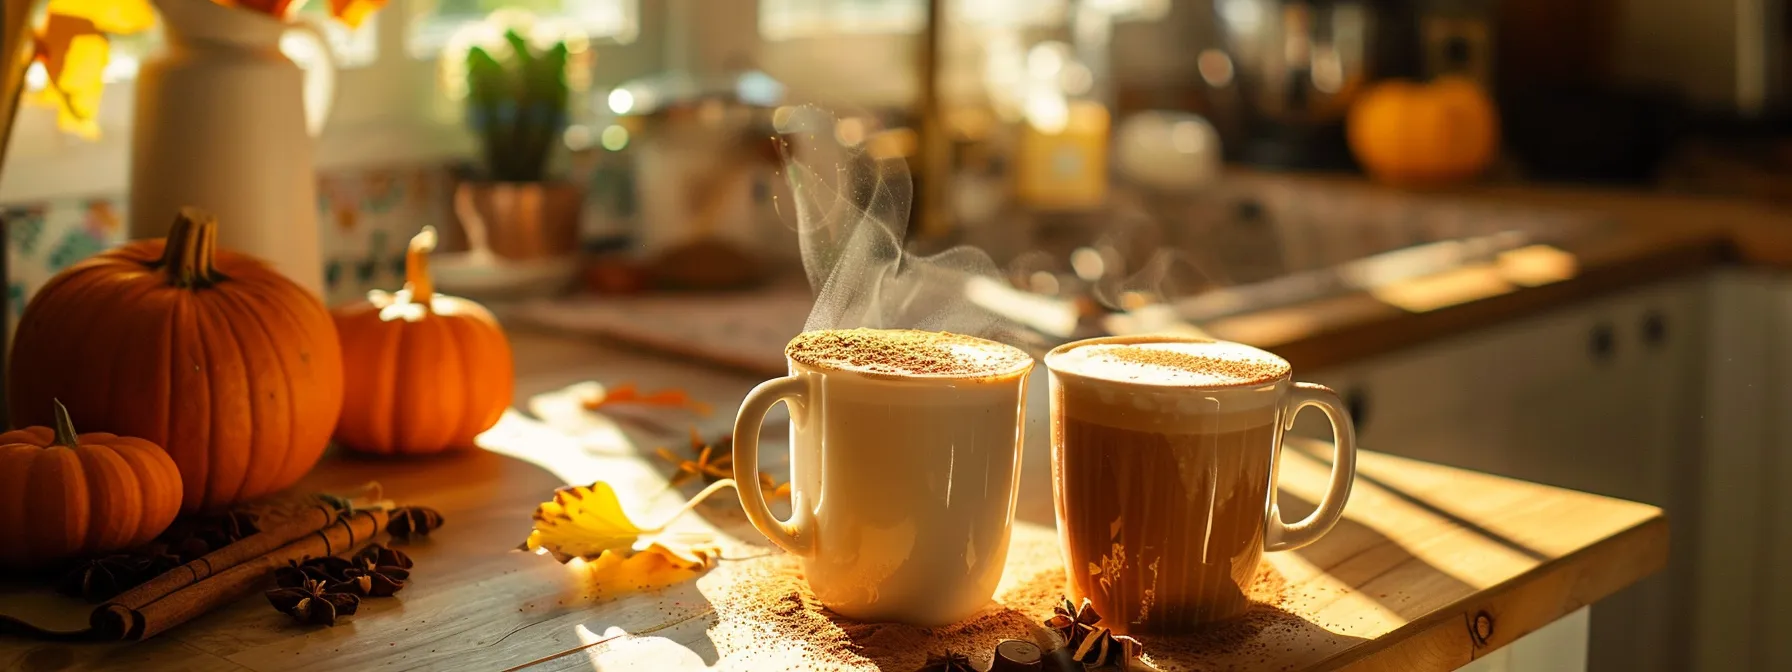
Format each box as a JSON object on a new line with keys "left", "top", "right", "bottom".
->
{"left": 1293, "top": 276, "right": 1704, "bottom": 672}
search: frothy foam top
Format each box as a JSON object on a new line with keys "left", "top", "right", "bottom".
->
{"left": 786, "top": 328, "right": 1032, "bottom": 378}
{"left": 1050, "top": 338, "right": 1290, "bottom": 388}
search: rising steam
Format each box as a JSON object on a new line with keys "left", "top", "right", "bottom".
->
{"left": 775, "top": 106, "right": 1034, "bottom": 341}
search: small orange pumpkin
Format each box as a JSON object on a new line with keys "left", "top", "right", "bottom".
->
{"left": 9, "top": 208, "right": 344, "bottom": 513}
{"left": 0, "top": 401, "right": 183, "bottom": 568}
{"left": 1346, "top": 75, "right": 1500, "bottom": 187}
{"left": 330, "top": 228, "right": 514, "bottom": 455}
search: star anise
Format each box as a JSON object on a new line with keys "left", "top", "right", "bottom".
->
{"left": 323, "top": 544, "right": 411, "bottom": 597}
{"left": 265, "top": 579, "right": 359, "bottom": 626}
{"left": 274, "top": 559, "right": 339, "bottom": 589}
{"left": 386, "top": 506, "right": 444, "bottom": 539}
{"left": 1045, "top": 596, "right": 1104, "bottom": 647}
{"left": 654, "top": 428, "right": 735, "bottom": 486}
{"left": 918, "top": 651, "right": 974, "bottom": 672}
{"left": 1070, "top": 625, "right": 1142, "bottom": 667}
{"left": 57, "top": 555, "right": 141, "bottom": 602}
{"left": 328, "top": 567, "right": 407, "bottom": 597}
{"left": 353, "top": 543, "right": 413, "bottom": 571}
{"left": 160, "top": 511, "right": 259, "bottom": 561}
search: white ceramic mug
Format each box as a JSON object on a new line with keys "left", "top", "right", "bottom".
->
{"left": 732, "top": 329, "right": 1034, "bottom": 625}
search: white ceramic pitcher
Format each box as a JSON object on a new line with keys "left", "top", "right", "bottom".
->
{"left": 129, "top": 0, "right": 336, "bottom": 297}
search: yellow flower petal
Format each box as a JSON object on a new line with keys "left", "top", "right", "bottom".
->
{"left": 47, "top": 0, "right": 157, "bottom": 34}
{"left": 329, "top": 0, "right": 386, "bottom": 29}
{"left": 31, "top": 14, "right": 107, "bottom": 139}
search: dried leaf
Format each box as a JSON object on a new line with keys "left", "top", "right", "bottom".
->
{"left": 583, "top": 382, "right": 714, "bottom": 417}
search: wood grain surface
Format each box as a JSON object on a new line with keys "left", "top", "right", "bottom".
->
{"left": 0, "top": 333, "right": 1668, "bottom": 671}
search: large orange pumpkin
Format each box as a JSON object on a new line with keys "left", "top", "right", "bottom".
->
{"left": 0, "top": 401, "right": 183, "bottom": 568}
{"left": 1346, "top": 75, "right": 1500, "bottom": 187}
{"left": 330, "top": 228, "right": 513, "bottom": 455}
{"left": 9, "top": 208, "right": 344, "bottom": 513}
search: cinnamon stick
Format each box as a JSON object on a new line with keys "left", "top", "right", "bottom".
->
{"left": 92, "top": 508, "right": 389, "bottom": 641}
{"left": 103, "top": 498, "right": 342, "bottom": 615}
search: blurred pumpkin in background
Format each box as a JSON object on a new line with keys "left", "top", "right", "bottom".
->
{"left": 0, "top": 401, "right": 183, "bottom": 568}
{"left": 1347, "top": 76, "right": 1500, "bottom": 187}
{"left": 8, "top": 208, "right": 344, "bottom": 513}
{"left": 331, "top": 227, "right": 514, "bottom": 456}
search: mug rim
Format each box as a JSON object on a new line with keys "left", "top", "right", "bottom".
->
{"left": 787, "top": 356, "right": 1035, "bottom": 383}
{"left": 1043, "top": 334, "right": 1293, "bottom": 392}
{"left": 784, "top": 329, "right": 1036, "bottom": 382}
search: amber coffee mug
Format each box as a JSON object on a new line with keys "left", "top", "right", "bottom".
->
{"left": 732, "top": 328, "right": 1034, "bottom": 625}
{"left": 1045, "top": 335, "right": 1356, "bottom": 633}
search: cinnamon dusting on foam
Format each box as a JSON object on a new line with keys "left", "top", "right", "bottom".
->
{"left": 1052, "top": 339, "right": 1290, "bottom": 388}
{"left": 786, "top": 328, "right": 1031, "bottom": 378}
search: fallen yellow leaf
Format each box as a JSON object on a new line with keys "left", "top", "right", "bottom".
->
{"left": 517, "top": 479, "right": 734, "bottom": 563}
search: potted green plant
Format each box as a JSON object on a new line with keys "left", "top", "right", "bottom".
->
{"left": 449, "top": 23, "right": 581, "bottom": 288}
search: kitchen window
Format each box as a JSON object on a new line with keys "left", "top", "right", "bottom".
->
{"left": 1, "top": 0, "right": 640, "bottom": 205}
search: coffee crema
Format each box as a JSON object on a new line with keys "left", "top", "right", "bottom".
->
{"left": 786, "top": 328, "right": 1032, "bottom": 379}
{"left": 1049, "top": 338, "right": 1290, "bottom": 388}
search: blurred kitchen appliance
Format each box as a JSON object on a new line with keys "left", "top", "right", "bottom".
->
{"left": 608, "top": 69, "right": 784, "bottom": 290}
{"left": 1418, "top": 0, "right": 1494, "bottom": 85}
{"left": 1205, "top": 0, "right": 1378, "bottom": 169}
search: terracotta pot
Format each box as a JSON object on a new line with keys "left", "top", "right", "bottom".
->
{"left": 449, "top": 181, "right": 583, "bottom": 261}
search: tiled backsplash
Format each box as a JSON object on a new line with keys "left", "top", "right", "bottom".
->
{"left": 2, "top": 164, "right": 451, "bottom": 332}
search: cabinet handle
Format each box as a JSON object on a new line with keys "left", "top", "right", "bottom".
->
{"left": 1344, "top": 387, "right": 1370, "bottom": 433}
{"left": 1641, "top": 310, "right": 1668, "bottom": 348}
{"left": 1589, "top": 322, "right": 1616, "bottom": 362}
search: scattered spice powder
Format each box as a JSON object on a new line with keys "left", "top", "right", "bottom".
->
{"left": 696, "top": 529, "right": 1328, "bottom": 671}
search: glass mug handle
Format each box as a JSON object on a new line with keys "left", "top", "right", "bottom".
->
{"left": 732, "top": 376, "right": 814, "bottom": 556}
{"left": 1265, "top": 382, "right": 1358, "bottom": 552}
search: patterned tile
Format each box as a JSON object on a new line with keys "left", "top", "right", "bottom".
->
{"left": 3, "top": 162, "right": 456, "bottom": 336}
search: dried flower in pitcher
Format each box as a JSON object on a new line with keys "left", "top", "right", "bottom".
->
{"left": 387, "top": 506, "right": 444, "bottom": 540}
{"left": 266, "top": 579, "right": 360, "bottom": 627}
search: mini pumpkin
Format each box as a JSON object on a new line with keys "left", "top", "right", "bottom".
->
{"left": 9, "top": 208, "right": 344, "bottom": 513}
{"left": 0, "top": 400, "right": 183, "bottom": 568}
{"left": 330, "top": 227, "right": 514, "bottom": 455}
{"left": 1346, "top": 75, "right": 1500, "bottom": 187}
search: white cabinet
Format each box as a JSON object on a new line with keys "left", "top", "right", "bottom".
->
{"left": 1288, "top": 276, "right": 1706, "bottom": 672}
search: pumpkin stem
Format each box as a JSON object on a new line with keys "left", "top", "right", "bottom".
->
{"left": 405, "top": 227, "right": 438, "bottom": 306}
{"left": 160, "top": 207, "right": 224, "bottom": 288}
{"left": 50, "top": 399, "right": 79, "bottom": 447}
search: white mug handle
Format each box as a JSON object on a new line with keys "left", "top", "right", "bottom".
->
{"left": 283, "top": 18, "right": 337, "bottom": 137}
{"left": 1265, "top": 382, "right": 1357, "bottom": 552}
{"left": 732, "top": 375, "right": 814, "bottom": 556}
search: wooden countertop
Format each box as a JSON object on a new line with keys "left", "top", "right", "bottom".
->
{"left": 1180, "top": 176, "right": 1792, "bottom": 372}
{"left": 0, "top": 334, "right": 1669, "bottom": 672}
